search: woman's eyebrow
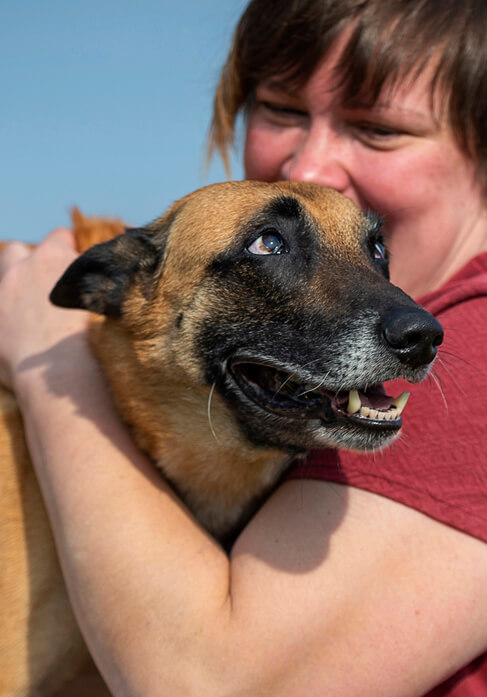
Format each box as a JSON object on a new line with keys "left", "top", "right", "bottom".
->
{"left": 344, "top": 99, "right": 435, "bottom": 122}
{"left": 258, "top": 78, "right": 299, "bottom": 97}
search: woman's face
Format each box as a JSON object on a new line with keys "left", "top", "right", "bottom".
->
{"left": 244, "top": 42, "right": 487, "bottom": 298}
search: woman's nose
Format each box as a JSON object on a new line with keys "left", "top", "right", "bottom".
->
{"left": 280, "top": 123, "right": 351, "bottom": 193}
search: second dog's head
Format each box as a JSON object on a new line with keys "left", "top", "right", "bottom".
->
{"left": 51, "top": 181, "right": 443, "bottom": 455}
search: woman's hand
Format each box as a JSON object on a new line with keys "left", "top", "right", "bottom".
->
{"left": 0, "top": 228, "right": 87, "bottom": 391}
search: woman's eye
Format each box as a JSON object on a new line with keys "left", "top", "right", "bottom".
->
{"left": 248, "top": 232, "right": 285, "bottom": 255}
{"left": 261, "top": 101, "right": 305, "bottom": 117}
{"left": 354, "top": 118, "right": 400, "bottom": 135}
{"left": 353, "top": 121, "right": 405, "bottom": 148}
{"left": 257, "top": 100, "right": 307, "bottom": 124}
{"left": 360, "top": 124, "right": 397, "bottom": 137}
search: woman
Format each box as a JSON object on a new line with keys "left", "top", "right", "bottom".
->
{"left": 1, "top": 0, "right": 486, "bottom": 694}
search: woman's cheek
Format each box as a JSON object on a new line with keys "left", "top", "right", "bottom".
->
{"left": 244, "top": 118, "right": 299, "bottom": 181}
{"left": 244, "top": 134, "right": 277, "bottom": 180}
{"left": 351, "top": 150, "right": 425, "bottom": 223}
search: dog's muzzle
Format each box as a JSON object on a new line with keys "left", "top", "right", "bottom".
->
{"left": 229, "top": 360, "right": 409, "bottom": 432}
{"left": 227, "top": 306, "right": 443, "bottom": 435}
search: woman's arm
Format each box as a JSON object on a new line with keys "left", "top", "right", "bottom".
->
{"left": 2, "top": 233, "right": 487, "bottom": 697}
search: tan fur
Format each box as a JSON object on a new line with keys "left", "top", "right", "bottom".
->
{"left": 0, "top": 181, "right": 416, "bottom": 695}
{"left": 0, "top": 213, "right": 125, "bottom": 697}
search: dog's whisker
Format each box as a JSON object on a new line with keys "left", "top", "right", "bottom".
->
{"left": 273, "top": 371, "right": 296, "bottom": 399}
{"left": 438, "top": 349, "right": 472, "bottom": 370}
{"left": 429, "top": 371, "right": 449, "bottom": 412}
{"left": 273, "top": 360, "right": 329, "bottom": 400}
{"left": 297, "top": 374, "right": 329, "bottom": 397}
{"left": 431, "top": 359, "right": 452, "bottom": 385}
{"left": 334, "top": 378, "right": 350, "bottom": 398}
{"left": 437, "top": 348, "right": 462, "bottom": 361}
{"left": 207, "top": 382, "right": 221, "bottom": 444}
{"left": 434, "top": 355, "right": 467, "bottom": 395}
{"left": 301, "top": 358, "right": 323, "bottom": 369}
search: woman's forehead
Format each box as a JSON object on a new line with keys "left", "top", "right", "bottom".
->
{"left": 258, "top": 33, "right": 447, "bottom": 125}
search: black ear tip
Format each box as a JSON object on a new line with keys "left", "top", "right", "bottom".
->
{"left": 49, "top": 284, "right": 61, "bottom": 307}
{"left": 48, "top": 227, "right": 163, "bottom": 316}
{"left": 49, "top": 279, "right": 70, "bottom": 308}
{"left": 49, "top": 262, "right": 84, "bottom": 309}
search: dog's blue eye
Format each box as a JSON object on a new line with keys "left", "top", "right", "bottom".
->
{"left": 248, "top": 232, "right": 285, "bottom": 255}
{"left": 373, "top": 241, "right": 386, "bottom": 260}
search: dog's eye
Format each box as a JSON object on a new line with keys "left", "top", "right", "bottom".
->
{"left": 373, "top": 241, "right": 387, "bottom": 260}
{"left": 369, "top": 238, "right": 390, "bottom": 278}
{"left": 248, "top": 231, "right": 285, "bottom": 255}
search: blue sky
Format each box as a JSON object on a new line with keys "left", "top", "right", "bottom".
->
{"left": 1, "top": 0, "right": 247, "bottom": 242}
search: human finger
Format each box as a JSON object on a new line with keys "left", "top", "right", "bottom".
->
{"left": 42, "top": 226, "right": 78, "bottom": 252}
{"left": 0, "top": 242, "right": 32, "bottom": 277}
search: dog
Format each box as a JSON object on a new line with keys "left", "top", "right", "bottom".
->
{"left": 0, "top": 180, "right": 443, "bottom": 696}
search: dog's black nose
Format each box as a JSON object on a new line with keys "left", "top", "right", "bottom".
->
{"left": 381, "top": 307, "right": 444, "bottom": 368}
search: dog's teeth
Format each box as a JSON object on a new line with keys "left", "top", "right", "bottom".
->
{"left": 392, "top": 391, "right": 410, "bottom": 415}
{"left": 347, "top": 389, "right": 361, "bottom": 414}
{"left": 346, "top": 389, "right": 409, "bottom": 420}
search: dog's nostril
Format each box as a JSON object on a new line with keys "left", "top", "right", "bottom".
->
{"left": 431, "top": 328, "right": 444, "bottom": 350}
{"left": 382, "top": 307, "right": 444, "bottom": 368}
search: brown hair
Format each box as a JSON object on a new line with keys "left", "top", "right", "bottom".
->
{"left": 210, "top": 0, "right": 487, "bottom": 193}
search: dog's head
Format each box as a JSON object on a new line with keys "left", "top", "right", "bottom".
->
{"left": 51, "top": 181, "right": 443, "bottom": 455}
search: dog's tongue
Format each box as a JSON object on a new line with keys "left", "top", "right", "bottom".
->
{"left": 324, "top": 384, "right": 388, "bottom": 409}
{"left": 357, "top": 384, "right": 392, "bottom": 409}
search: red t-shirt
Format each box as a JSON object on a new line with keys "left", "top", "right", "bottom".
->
{"left": 291, "top": 252, "right": 487, "bottom": 695}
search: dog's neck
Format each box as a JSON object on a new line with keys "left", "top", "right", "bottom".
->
{"left": 89, "top": 320, "right": 290, "bottom": 541}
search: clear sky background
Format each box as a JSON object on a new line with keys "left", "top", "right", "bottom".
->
{"left": 2, "top": 0, "right": 247, "bottom": 243}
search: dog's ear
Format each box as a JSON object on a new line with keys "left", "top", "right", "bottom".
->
{"left": 50, "top": 227, "right": 164, "bottom": 316}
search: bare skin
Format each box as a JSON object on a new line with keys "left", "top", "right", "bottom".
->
{"left": 244, "top": 39, "right": 487, "bottom": 298}
{"left": 1, "top": 230, "right": 487, "bottom": 697}
{"left": 1, "top": 31, "right": 487, "bottom": 697}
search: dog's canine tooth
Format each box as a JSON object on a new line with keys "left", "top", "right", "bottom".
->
{"left": 392, "top": 391, "right": 410, "bottom": 414}
{"left": 347, "top": 389, "right": 361, "bottom": 414}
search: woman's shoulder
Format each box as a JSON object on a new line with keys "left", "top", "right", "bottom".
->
{"left": 420, "top": 250, "right": 487, "bottom": 318}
